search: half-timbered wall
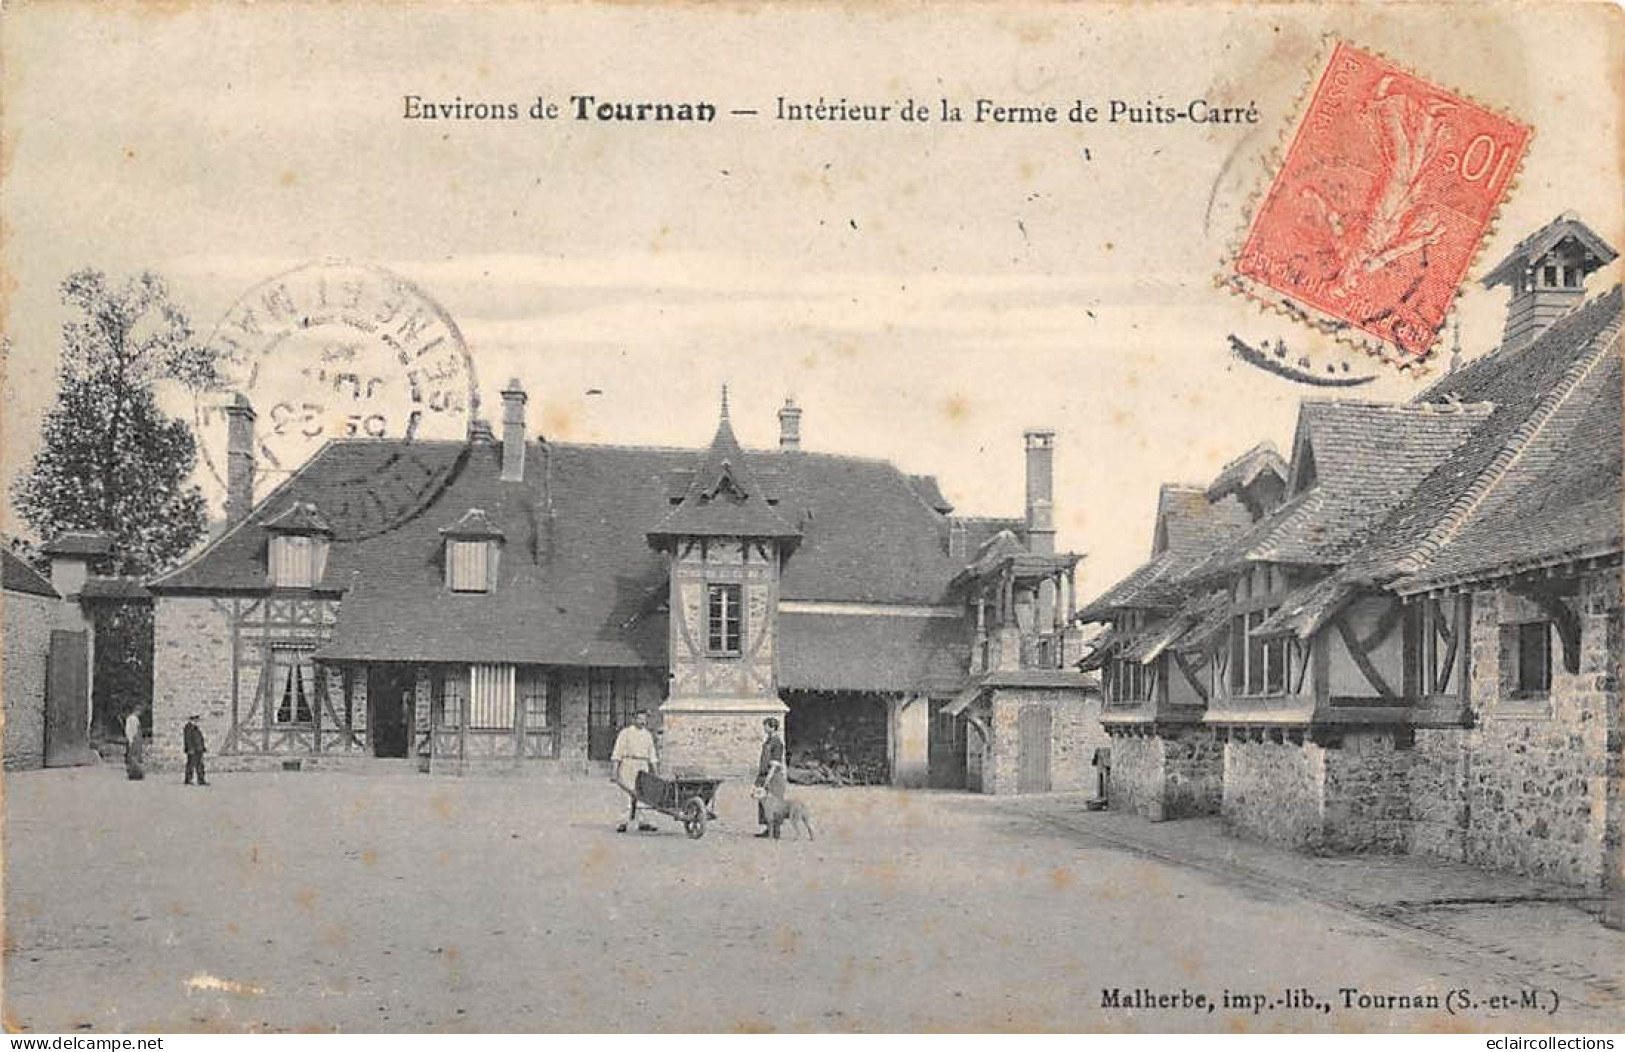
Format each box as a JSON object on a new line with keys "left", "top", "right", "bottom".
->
{"left": 152, "top": 594, "right": 359, "bottom": 768}
{"left": 667, "top": 536, "right": 778, "bottom": 701}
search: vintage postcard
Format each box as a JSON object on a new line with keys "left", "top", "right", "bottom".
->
{"left": 1, "top": 0, "right": 1621, "bottom": 1037}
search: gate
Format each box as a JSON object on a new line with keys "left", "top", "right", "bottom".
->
{"left": 1017, "top": 704, "right": 1051, "bottom": 793}
{"left": 45, "top": 630, "right": 92, "bottom": 767}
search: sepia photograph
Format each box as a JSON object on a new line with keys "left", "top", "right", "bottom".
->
{"left": 1, "top": 0, "right": 1621, "bottom": 1037}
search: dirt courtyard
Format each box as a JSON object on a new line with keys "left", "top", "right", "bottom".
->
{"left": 3, "top": 766, "right": 1619, "bottom": 1032}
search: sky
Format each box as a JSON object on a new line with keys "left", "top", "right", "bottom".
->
{"left": 3, "top": 2, "right": 1620, "bottom": 598}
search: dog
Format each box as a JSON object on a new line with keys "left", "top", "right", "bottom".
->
{"left": 752, "top": 761, "right": 816, "bottom": 841}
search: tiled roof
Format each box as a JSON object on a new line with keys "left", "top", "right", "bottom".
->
{"left": 1076, "top": 487, "right": 1253, "bottom": 620}
{"left": 155, "top": 432, "right": 976, "bottom": 671}
{"left": 1481, "top": 213, "right": 1617, "bottom": 289}
{"left": 907, "top": 475, "right": 954, "bottom": 515}
{"left": 1205, "top": 442, "right": 1287, "bottom": 504}
{"left": 40, "top": 531, "right": 114, "bottom": 557}
{"left": 778, "top": 612, "right": 970, "bottom": 694}
{"left": 263, "top": 502, "right": 332, "bottom": 534}
{"left": 78, "top": 576, "right": 152, "bottom": 601}
{"left": 648, "top": 410, "right": 800, "bottom": 542}
{"left": 2, "top": 549, "right": 57, "bottom": 598}
{"left": 1387, "top": 288, "right": 1623, "bottom": 592}
{"left": 1189, "top": 400, "right": 1493, "bottom": 576}
{"left": 1253, "top": 576, "right": 1357, "bottom": 640}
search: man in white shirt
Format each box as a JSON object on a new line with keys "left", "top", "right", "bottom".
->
{"left": 610, "top": 710, "right": 659, "bottom": 833}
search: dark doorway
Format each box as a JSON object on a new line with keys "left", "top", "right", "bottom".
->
{"left": 928, "top": 699, "right": 967, "bottom": 789}
{"left": 368, "top": 665, "right": 415, "bottom": 758}
{"left": 587, "top": 669, "right": 641, "bottom": 762}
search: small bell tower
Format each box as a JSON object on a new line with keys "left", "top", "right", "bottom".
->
{"left": 648, "top": 389, "right": 801, "bottom": 777}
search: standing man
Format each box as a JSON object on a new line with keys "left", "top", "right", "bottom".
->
{"left": 183, "top": 714, "right": 208, "bottom": 786}
{"left": 122, "top": 707, "right": 144, "bottom": 781}
{"left": 755, "top": 716, "right": 786, "bottom": 838}
{"left": 610, "top": 710, "right": 658, "bottom": 833}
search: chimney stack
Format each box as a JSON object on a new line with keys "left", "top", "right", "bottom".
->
{"left": 1024, "top": 428, "right": 1056, "bottom": 556}
{"left": 224, "top": 393, "right": 257, "bottom": 527}
{"left": 778, "top": 397, "right": 802, "bottom": 450}
{"left": 500, "top": 378, "right": 528, "bottom": 481}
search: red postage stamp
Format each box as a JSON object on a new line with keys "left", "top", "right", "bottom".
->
{"left": 1227, "top": 41, "right": 1533, "bottom": 366}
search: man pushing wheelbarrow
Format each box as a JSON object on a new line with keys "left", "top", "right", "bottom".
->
{"left": 610, "top": 710, "right": 660, "bottom": 833}
{"left": 609, "top": 710, "right": 725, "bottom": 839}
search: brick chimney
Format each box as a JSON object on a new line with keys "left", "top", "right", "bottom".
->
{"left": 1024, "top": 428, "right": 1056, "bottom": 556}
{"left": 223, "top": 394, "right": 257, "bottom": 527}
{"left": 778, "top": 397, "right": 802, "bottom": 450}
{"left": 1482, "top": 213, "right": 1617, "bottom": 353}
{"left": 500, "top": 378, "right": 528, "bottom": 481}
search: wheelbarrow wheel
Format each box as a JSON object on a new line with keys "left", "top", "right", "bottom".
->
{"left": 682, "top": 797, "right": 708, "bottom": 839}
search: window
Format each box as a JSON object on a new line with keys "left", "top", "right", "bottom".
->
{"left": 707, "top": 583, "right": 743, "bottom": 655}
{"left": 447, "top": 540, "right": 492, "bottom": 593}
{"left": 1542, "top": 264, "right": 1559, "bottom": 287}
{"left": 434, "top": 667, "right": 467, "bottom": 728}
{"left": 272, "top": 646, "right": 316, "bottom": 724}
{"left": 1230, "top": 609, "right": 1286, "bottom": 696}
{"left": 1563, "top": 266, "right": 1580, "bottom": 289}
{"left": 1513, "top": 621, "right": 1552, "bottom": 697}
{"left": 469, "top": 664, "right": 516, "bottom": 730}
{"left": 1105, "top": 656, "right": 1150, "bottom": 706}
{"left": 270, "top": 535, "right": 327, "bottom": 588}
{"left": 520, "top": 669, "right": 551, "bottom": 729}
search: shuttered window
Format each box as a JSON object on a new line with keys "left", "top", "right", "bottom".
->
{"left": 270, "top": 536, "right": 328, "bottom": 588}
{"left": 470, "top": 664, "right": 516, "bottom": 730}
{"left": 447, "top": 540, "right": 491, "bottom": 593}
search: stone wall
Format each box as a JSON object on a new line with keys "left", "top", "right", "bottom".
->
{"left": 1408, "top": 574, "right": 1619, "bottom": 891}
{"left": 1109, "top": 727, "right": 1224, "bottom": 820}
{"left": 150, "top": 596, "right": 236, "bottom": 769}
{"left": 658, "top": 703, "right": 786, "bottom": 780}
{"left": 3, "top": 589, "right": 59, "bottom": 770}
{"left": 1105, "top": 732, "right": 1162, "bottom": 817}
{"left": 1223, "top": 732, "right": 1410, "bottom": 852}
{"left": 1320, "top": 732, "right": 1411, "bottom": 853}
{"left": 1222, "top": 736, "right": 1325, "bottom": 849}
{"left": 980, "top": 687, "right": 1101, "bottom": 794}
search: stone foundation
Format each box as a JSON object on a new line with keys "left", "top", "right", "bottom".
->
{"left": 1107, "top": 726, "right": 1222, "bottom": 820}
{"left": 659, "top": 698, "right": 788, "bottom": 780}
{"left": 1222, "top": 731, "right": 1410, "bottom": 853}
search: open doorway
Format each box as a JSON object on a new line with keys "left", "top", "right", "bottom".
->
{"left": 367, "top": 665, "right": 416, "bottom": 758}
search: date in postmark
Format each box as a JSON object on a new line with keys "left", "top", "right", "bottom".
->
{"left": 1225, "top": 41, "right": 1532, "bottom": 368}
{"left": 195, "top": 260, "right": 480, "bottom": 539}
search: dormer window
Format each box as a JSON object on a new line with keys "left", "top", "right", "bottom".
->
{"left": 440, "top": 509, "right": 504, "bottom": 594}
{"left": 263, "top": 502, "right": 332, "bottom": 589}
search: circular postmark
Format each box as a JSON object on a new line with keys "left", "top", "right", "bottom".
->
{"left": 195, "top": 260, "right": 479, "bottom": 540}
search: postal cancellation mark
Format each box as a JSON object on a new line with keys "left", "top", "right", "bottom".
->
{"left": 1229, "top": 41, "right": 1533, "bottom": 363}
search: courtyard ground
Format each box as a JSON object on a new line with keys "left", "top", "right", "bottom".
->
{"left": 3, "top": 765, "right": 1622, "bottom": 1033}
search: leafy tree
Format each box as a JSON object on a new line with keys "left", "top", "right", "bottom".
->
{"left": 12, "top": 271, "right": 219, "bottom": 733}
{"left": 11, "top": 270, "right": 219, "bottom": 577}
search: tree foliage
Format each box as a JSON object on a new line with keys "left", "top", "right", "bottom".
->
{"left": 11, "top": 270, "right": 220, "bottom": 577}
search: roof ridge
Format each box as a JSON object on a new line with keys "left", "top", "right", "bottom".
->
{"left": 1393, "top": 309, "right": 1623, "bottom": 578}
